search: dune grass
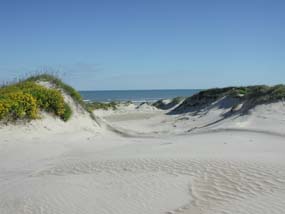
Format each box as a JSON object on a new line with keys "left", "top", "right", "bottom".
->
{"left": 86, "top": 101, "right": 118, "bottom": 111}
{"left": 245, "top": 85, "right": 285, "bottom": 104}
{"left": 188, "top": 85, "right": 285, "bottom": 103}
{"left": 174, "top": 84, "right": 285, "bottom": 112}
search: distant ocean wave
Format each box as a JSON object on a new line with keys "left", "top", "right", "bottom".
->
{"left": 80, "top": 89, "right": 200, "bottom": 103}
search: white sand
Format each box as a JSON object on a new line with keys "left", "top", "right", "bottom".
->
{"left": 1, "top": 95, "right": 285, "bottom": 213}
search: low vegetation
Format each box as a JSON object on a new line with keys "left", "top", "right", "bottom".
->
{"left": 0, "top": 75, "right": 76, "bottom": 122}
{"left": 173, "top": 84, "right": 285, "bottom": 113}
{"left": 197, "top": 85, "right": 285, "bottom": 104}
{"left": 86, "top": 101, "right": 118, "bottom": 111}
{"left": 26, "top": 74, "right": 84, "bottom": 106}
{"left": 26, "top": 74, "right": 101, "bottom": 118}
{"left": 245, "top": 85, "right": 285, "bottom": 104}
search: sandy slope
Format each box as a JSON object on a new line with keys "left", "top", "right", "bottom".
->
{"left": 99, "top": 99, "right": 285, "bottom": 137}
{"left": 1, "top": 98, "right": 285, "bottom": 213}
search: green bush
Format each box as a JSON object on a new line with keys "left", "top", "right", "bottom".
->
{"left": 61, "top": 103, "right": 72, "bottom": 122}
{"left": 0, "top": 80, "right": 72, "bottom": 122}
{"left": 0, "top": 92, "right": 38, "bottom": 120}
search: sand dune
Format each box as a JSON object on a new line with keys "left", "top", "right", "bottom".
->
{"left": 99, "top": 98, "right": 285, "bottom": 137}
{"left": 1, "top": 93, "right": 285, "bottom": 213}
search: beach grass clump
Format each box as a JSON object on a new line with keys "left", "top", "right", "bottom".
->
{"left": 86, "top": 101, "right": 118, "bottom": 111}
{"left": 246, "top": 85, "right": 285, "bottom": 104}
{"left": 225, "top": 87, "right": 249, "bottom": 98}
{"left": 0, "top": 80, "right": 72, "bottom": 122}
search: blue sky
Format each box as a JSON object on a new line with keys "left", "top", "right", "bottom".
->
{"left": 0, "top": 0, "right": 284, "bottom": 90}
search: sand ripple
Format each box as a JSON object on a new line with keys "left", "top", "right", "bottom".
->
{"left": 1, "top": 158, "right": 282, "bottom": 214}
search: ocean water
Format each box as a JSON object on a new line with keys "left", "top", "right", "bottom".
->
{"left": 79, "top": 89, "right": 200, "bottom": 103}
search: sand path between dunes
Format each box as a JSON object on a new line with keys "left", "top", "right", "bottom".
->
{"left": 1, "top": 128, "right": 285, "bottom": 214}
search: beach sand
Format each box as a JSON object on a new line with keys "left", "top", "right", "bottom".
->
{"left": 1, "top": 100, "right": 285, "bottom": 214}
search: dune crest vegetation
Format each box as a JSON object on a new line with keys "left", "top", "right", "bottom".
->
{"left": 0, "top": 75, "right": 73, "bottom": 122}
{"left": 170, "top": 85, "right": 285, "bottom": 113}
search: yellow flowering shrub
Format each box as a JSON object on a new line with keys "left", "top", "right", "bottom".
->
{"left": 0, "top": 92, "right": 38, "bottom": 120}
{"left": 0, "top": 81, "right": 72, "bottom": 121}
{"left": 0, "top": 102, "right": 10, "bottom": 119}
